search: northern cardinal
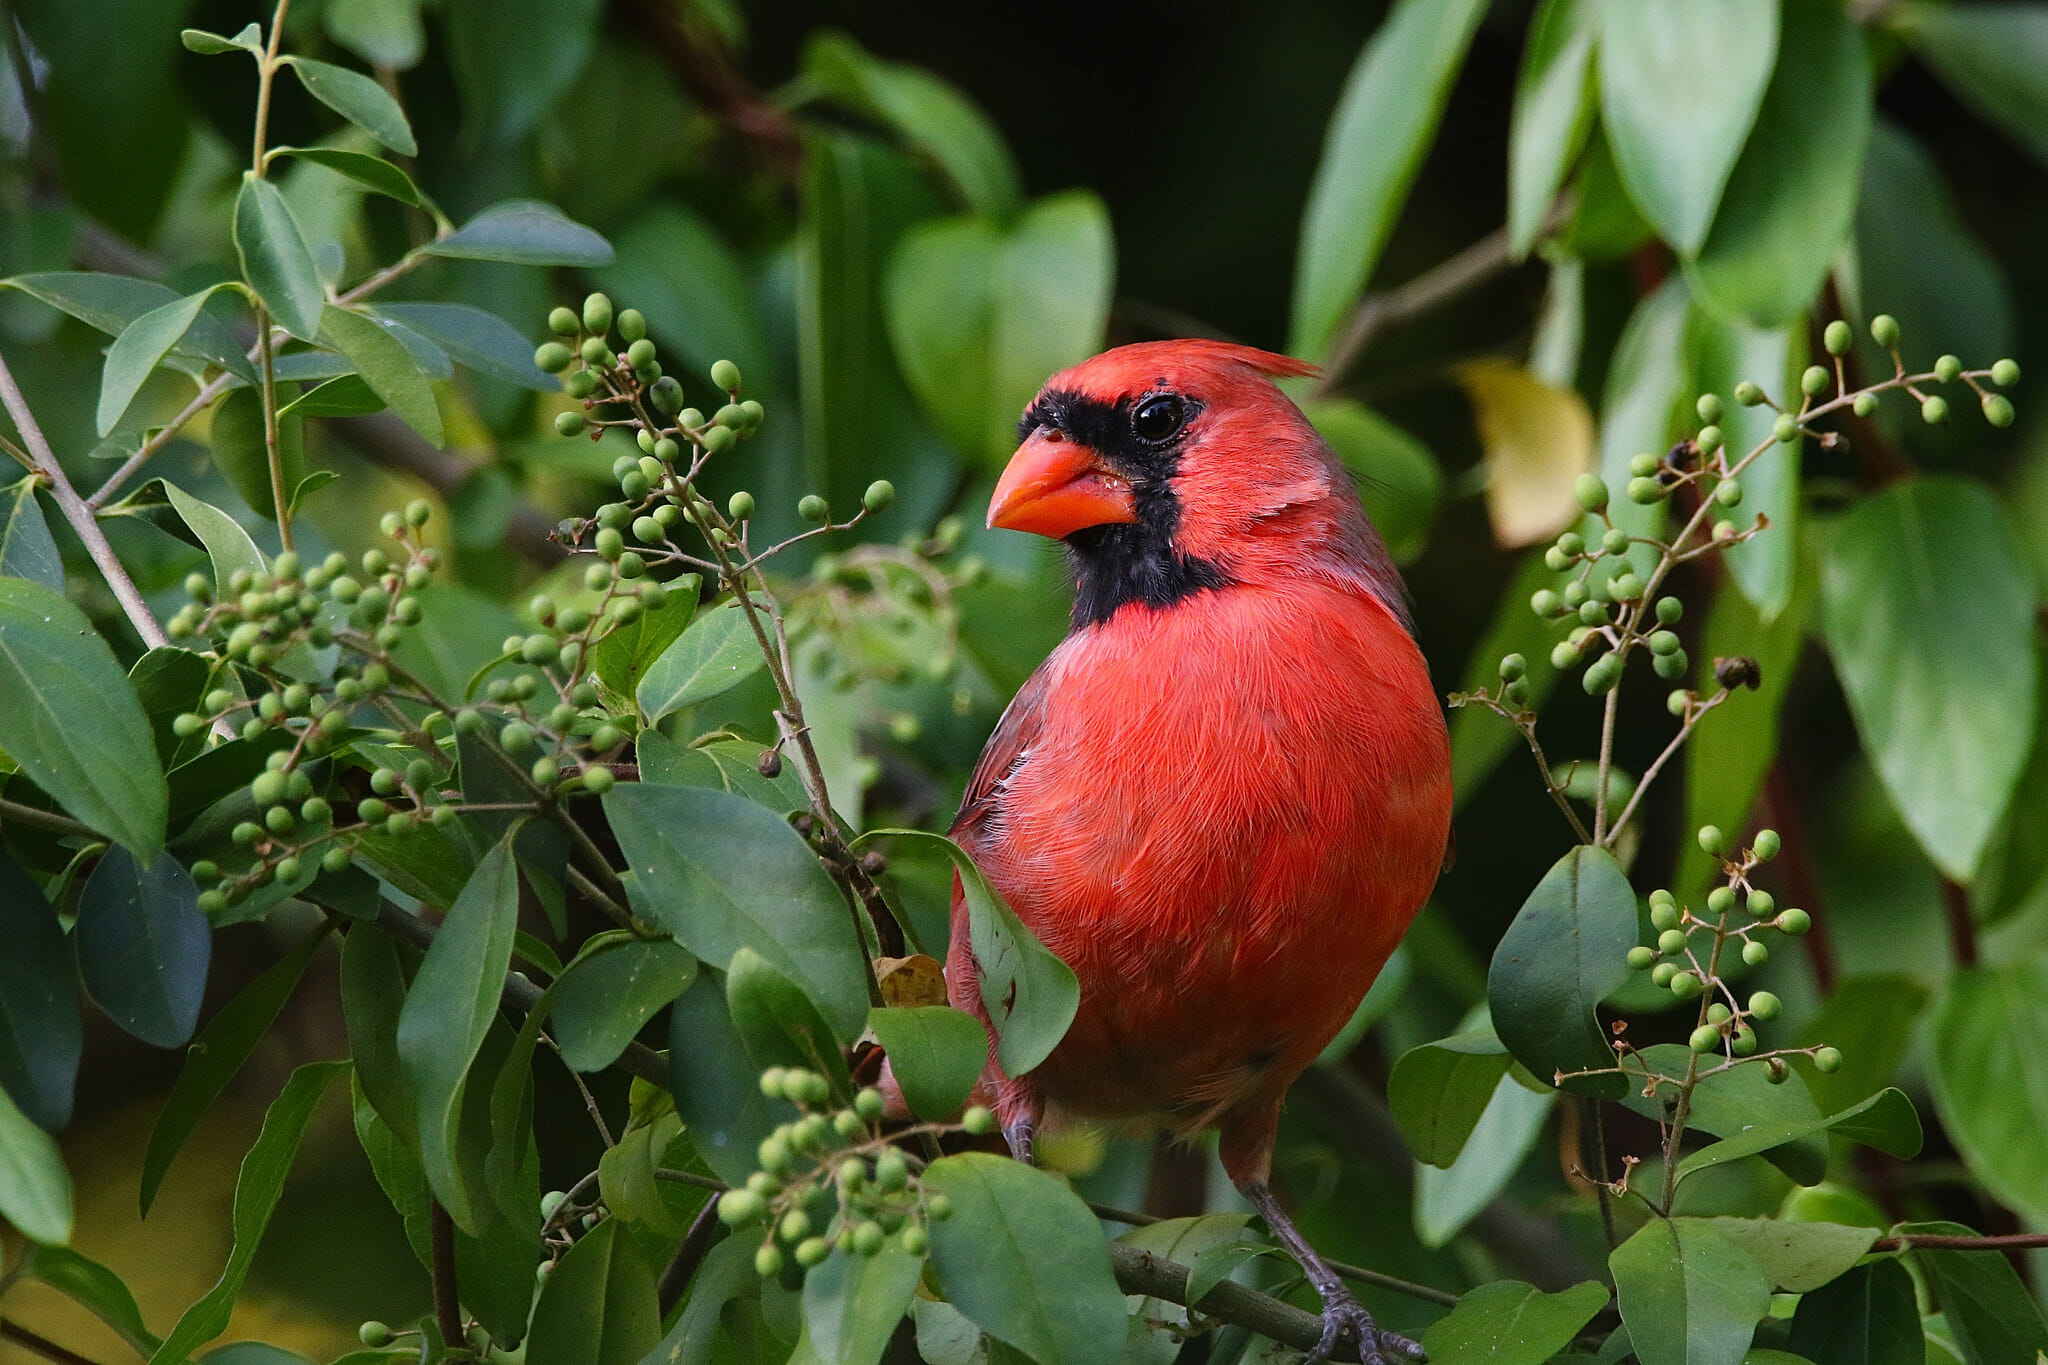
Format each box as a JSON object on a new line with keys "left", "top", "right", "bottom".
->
{"left": 946, "top": 340, "right": 1453, "bottom": 1364}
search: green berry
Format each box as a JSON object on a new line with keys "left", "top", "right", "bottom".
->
{"left": 1871, "top": 314, "right": 1900, "bottom": 348}
{"left": 1657, "top": 929, "right": 1688, "bottom": 955}
{"left": 852, "top": 1221, "right": 885, "bottom": 1256}
{"left": 1697, "top": 393, "right": 1724, "bottom": 424}
{"left": 1731, "top": 1026, "right": 1758, "bottom": 1056}
{"left": 1752, "top": 828, "right": 1781, "bottom": 860}
{"left": 795, "top": 1236, "right": 831, "bottom": 1268}
{"left": 1627, "top": 476, "right": 1665, "bottom": 505}
{"left": 1823, "top": 320, "right": 1853, "bottom": 356}
{"left": 855, "top": 1088, "right": 885, "bottom": 1120}
{"left": 251, "top": 770, "right": 288, "bottom": 807}
{"left": 1714, "top": 478, "right": 1742, "bottom": 507}
{"left": 1749, "top": 991, "right": 1782, "bottom": 1021}
{"left": 500, "top": 722, "right": 534, "bottom": 754}
{"left": 961, "top": 1105, "right": 996, "bottom": 1135}
{"left": 1651, "top": 961, "right": 1679, "bottom": 987}
{"left": 1776, "top": 908, "right": 1812, "bottom": 936}
{"left": 1657, "top": 596, "right": 1682, "bottom": 625}
{"left": 1706, "top": 1003, "right": 1732, "bottom": 1026}
{"left": 1766, "top": 1058, "right": 1790, "bottom": 1085}
{"left": 582, "top": 293, "right": 613, "bottom": 335}
{"left": 710, "top": 359, "right": 742, "bottom": 393}
{"left": 1670, "top": 971, "right": 1704, "bottom": 1000}
{"left": 580, "top": 335, "right": 611, "bottom": 367}
{"left": 1746, "top": 889, "right": 1774, "bottom": 917}
{"left": 1629, "top": 452, "right": 1659, "bottom": 478}
{"left": 1578, "top": 599, "right": 1607, "bottom": 626}
{"left": 555, "top": 411, "right": 586, "bottom": 437}
{"left": 1696, "top": 424, "right": 1724, "bottom": 452}
{"left": 755, "top": 1245, "right": 783, "bottom": 1277}
{"left": 799, "top": 495, "right": 829, "bottom": 523}
{"left": 359, "top": 1321, "right": 392, "bottom": 1348}
{"left": 875, "top": 1150, "right": 909, "bottom": 1192}
{"left": 1991, "top": 358, "right": 2020, "bottom": 387}
{"left": 594, "top": 528, "right": 625, "bottom": 561}
{"left": 1734, "top": 381, "right": 1764, "bottom": 406}
{"left": 1934, "top": 354, "right": 1962, "bottom": 382}
{"left": 1698, "top": 825, "right": 1725, "bottom": 855}
{"left": 534, "top": 339, "right": 572, "bottom": 371}
{"left": 1648, "top": 629, "right": 1681, "bottom": 656}
{"left": 1667, "top": 689, "right": 1690, "bottom": 716}
{"left": 1853, "top": 392, "right": 1879, "bottom": 418}
{"left": 729, "top": 490, "right": 756, "bottom": 521}
{"left": 626, "top": 338, "right": 657, "bottom": 371}
{"left": 567, "top": 371, "right": 598, "bottom": 399}
{"left": 1983, "top": 394, "right": 2015, "bottom": 428}
{"left": 1801, "top": 365, "right": 1829, "bottom": 397}
{"left": 863, "top": 480, "right": 895, "bottom": 514}
{"left": 1582, "top": 653, "right": 1622, "bottom": 695}
{"left": 631, "top": 515, "right": 663, "bottom": 544}
{"left": 1773, "top": 414, "right": 1799, "bottom": 443}
{"left": 532, "top": 757, "right": 559, "bottom": 787}
{"left": 1706, "top": 886, "right": 1736, "bottom": 915}
{"left": 618, "top": 309, "right": 646, "bottom": 343}
{"left": 1689, "top": 1025, "right": 1721, "bottom": 1053}
{"left": 778, "top": 1209, "right": 811, "bottom": 1243}
{"left": 1813, "top": 1046, "right": 1843, "bottom": 1074}
{"left": 1573, "top": 473, "right": 1608, "bottom": 513}
{"left": 1921, "top": 395, "right": 1949, "bottom": 424}
{"left": 718, "top": 1190, "right": 763, "bottom": 1224}
{"left": 581, "top": 766, "right": 616, "bottom": 795}
{"left": 1741, "top": 939, "right": 1768, "bottom": 966}
{"left": 1627, "top": 945, "right": 1657, "bottom": 970}
{"left": 1650, "top": 901, "right": 1680, "bottom": 933}
{"left": 548, "top": 307, "right": 579, "bottom": 336}
{"left": 1498, "top": 653, "right": 1527, "bottom": 682}
{"left": 1531, "top": 589, "right": 1561, "bottom": 618}
{"left": 1549, "top": 640, "right": 1579, "bottom": 670}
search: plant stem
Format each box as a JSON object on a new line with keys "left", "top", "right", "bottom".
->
{"left": 250, "top": 0, "right": 292, "bottom": 172}
{"left": 0, "top": 350, "right": 170, "bottom": 649}
{"left": 429, "top": 1199, "right": 463, "bottom": 1349}
{"left": 254, "top": 312, "right": 294, "bottom": 549}
{"left": 0, "top": 796, "right": 102, "bottom": 842}
{"left": 0, "top": 1321, "right": 103, "bottom": 1365}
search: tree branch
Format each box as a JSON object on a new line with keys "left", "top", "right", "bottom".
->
{"left": 1109, "top": 1242, "right": 1367, "bottom": 1360}
{"left": 0, "top": 1321, "right": 105, "bottom": 1365}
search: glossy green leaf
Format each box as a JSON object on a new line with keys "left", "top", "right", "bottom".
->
{"left": 1610, "top": 1216, "right": 1770, "bottom": 1365}
{"left": 867, "top": 1005, "right": 985, "bottom": 1121}
{"left": 597, "top": 1108, "right": 697, "bottom": 1238}
{"left": 726, "top": 945, "right": 856, "bottom": 1090}
{"left": 266, "top": 146, "right": 419, "bottom": 205}
{"left": 637, "top": 600, "right": 764, "bottom": 722}
{"left": 96, "top": 285, "right": 232, "bottom": 436}
{"left": 341, "top": 925, "right": 416, "bottom": 1147}
{"left": 1413, "top": 1068, "right": 1552, "bottom": 1248}
{"left": 233, "top": 175, "right": 324, "bottom": 340}
{"left": 640, "top": 1235, "right": 775, "bottom": 1365}
{"left": 77, "top": 847, "right": 208, "bottom": 1048}
{"left": 320, "top": 304, "right": 445, "bottom": 447}
{"left": 378, "top": 302, "right": 554, "bottom": 390}
{"left": 589, "top": 579, "right": 696, "bottom": 699}
{"left": 1798, "top": 974, "right": 1929, "bottom": 1115}
{"left": 667, "top": 972, "right": 787, "bottom": 1186}
{"left": 1, "top": 272, "right": 255, "bottom": 380}
{"left": 884, "top": 191, "right": 1113, "bottom": 467}
{"left": 1903, "top": 1220, "right": 2048, "bottom": 1365}
{"left": 1902, "top": 3, "right": 2048, "bottom": 167}
{"left": 1302, "top": 400, "right": 1442, "bottom": 563}
{"left": 867, "top": 830, "right": 1077, "bottom": 1078}
{"left": 23, "top": 1244, "right": 159, "bottom": 1355}
{"left": 198, "top": 1346, "right": 313, "bottom": 1364}
{"left": 1622, "top": 1043, "right": 1829, "bottom": 1186}
{"left": 1421, "top": 1279, "right": 1609, "bottom": 1365}
{"left": 422, "top": 200, "right": 614, "bottom": 267}
{"left": 0, "top": 1075, "right": 71, "bottom": 1243}
{"left": 1688, "top": 0, "right": 1871, "bottom": 326}
{"left": 0, "top": 848, "right": 80, "bottom": 1132}
{"left": 0, "top": 475, "right": 60, "bottom": 589}
{"left": 210, "top": 385, "right": 308, "bottom": 520}
{"left": 923, "top": 1152, "right": 1126, "bottom": 1365}
{"left": 523, "top": 1210, "right": 659, "bottom": 1364}
{"left": 551, "top": 937, "right": 696, "bottom": 1073}
{"left": 1118, "top": 1213, "right": 1256, "bottom": 1318}
{"left": 605, "top": 784, "right": 869, "bottom": 1041}
{"left": 1787, "top": 1258, "right": 1923, "bottom": 1365}
{"left": 635, "top": 732, "right": 809, "bottom": 813}
{"left": 141, "top": 922, "right": 329, "bottom": 1214}
{"left": 280, "top": 55, "right": 417, "bottom": 155}
{"left": 162, "top": 481, "right": 267, "bottom": 588}
{"left": 1507, "top": 0, "right": 1598, "bottom": 260}
{"left": 1974, "top": 648, "right": 2048, "bottom": 923}
{"left": 444, "top": 0, "right": 600, "bottom": 146}
{"left": 1486, "top": 845, "right": 1633, "bottom": 1096}
{"left": 1387, "top": 1031, "right": 1510, "bottom": 1168}
{"left": 1288, "top": 0, "right": 1489, "bottom": 357}
{"left": 1688, "top": 313, "right": 1799, "bottom": 619}
{"left": 802, "top": 1243, "right": 924, "bottom": 1365}
{"left": 1597, "top": 0, "right": 1777, "bottom": 255}
{"left": 324, "top": 0, "right": 422, "bottom": 69}
{"left": 1820, "top": 476, "right": 2037, "bottom": 882}
{"left": 1930, "top": 960, "right": 2048, "bottom": 1226}
{"left": 394, "top": 838, "right": 519, "bottom": 1234}
{"left": 180, "top": 24, "right": 261, "bottom": 54}
{"left": 1698, "top": 1218, "right": 1879, "bottom": 1293}
{"left": 1594, "top": 275, "right": 1692, "bottom": 567}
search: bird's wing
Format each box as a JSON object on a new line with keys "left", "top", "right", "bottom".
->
{"left": 949, "top": 658, "right": 1054, "bottom": 847}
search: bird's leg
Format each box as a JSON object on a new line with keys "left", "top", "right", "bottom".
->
{"left": 1002, "top": 1115, "right": 1036, "bottom": 1165}
{"left": 1239, "top": 1181, "right": 1425, "bottom": 1365}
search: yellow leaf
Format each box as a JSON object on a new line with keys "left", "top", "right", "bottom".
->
{"left": 1460, "top": 360, "right": 1595, "bottom": 547}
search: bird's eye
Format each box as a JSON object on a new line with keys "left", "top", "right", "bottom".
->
{"left": 1132, "top": 395, "right": 1186, "bottom": 443}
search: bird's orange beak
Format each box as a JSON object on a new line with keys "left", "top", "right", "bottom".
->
{"left": 987, "top": 432, "right": 1138, "bottom": 539}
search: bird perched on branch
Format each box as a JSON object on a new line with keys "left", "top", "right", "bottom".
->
{"left": 948, "top": 340, "right": 1453, "bottom": 1364}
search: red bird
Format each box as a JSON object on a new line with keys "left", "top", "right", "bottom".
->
{"left": 946, "top": 340, "right": 1453, "bottom": 1364}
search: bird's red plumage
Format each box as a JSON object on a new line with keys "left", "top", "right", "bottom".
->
{"left": 947, "top": 340, "right": 1453, "bottom": 1186}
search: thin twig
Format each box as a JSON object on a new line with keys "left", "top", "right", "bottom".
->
{"left": 0, "top": 796, "right": 103, "bottom": 842}
{"left": 658, "top": 1197, "right": 725, "bottom": 1317}
{"left": 429, "top": 1198, "right": 463, "bottom": 1349}
{"left": 0, "top": 1321, "right": 105, "bottom": 1365}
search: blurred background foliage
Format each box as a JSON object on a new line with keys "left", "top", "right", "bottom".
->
{"left": 4, "top": 0, "right": 2048, "bottom": 1360}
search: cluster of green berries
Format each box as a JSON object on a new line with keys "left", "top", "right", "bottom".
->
{"left": 1526, "top": 490, "right": 1693, "bottom": 701}
{"left": 1846, "top": 314, "right": 2019, "bottom": 429}
{"left": 715, "top": 1065, "right": 991, "bottom": 1278}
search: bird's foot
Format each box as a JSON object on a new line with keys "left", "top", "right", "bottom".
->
{"left": 1002, "top": 1116, "right": 1035, "bottom": 1165}
{"left": 1306, "top": 1284, "right": 1426, "bottom": 1365}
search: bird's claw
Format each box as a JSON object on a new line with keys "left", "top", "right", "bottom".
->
{"left": 1307, "top": 1289, "right": 1426, "bottom": 1365}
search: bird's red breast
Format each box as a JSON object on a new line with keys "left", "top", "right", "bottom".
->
{"left": 946, "top": 340, "right": 1452, "bottom": 1184}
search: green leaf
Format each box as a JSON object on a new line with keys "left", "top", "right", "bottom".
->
{"left": 266, "top": 146, "right": 420, "bottom": 205}
{"left": 279, "top": 55, "right": 417, "bottom": 156}
{"left": 589, "top": 579, "right": 697, "bottom": 698}
{"left": 210, "top": 385, "right": 308, "bottom": 520}
{"left": 635, "top": 733, "right": 809, "bottom": 814}
{"left": 0, "top": 475, "right": 61, "bottom": 589}
{"left": 1288, "top": 0, "right": 1489, "bottom": 357}
{"left": 77, "top": 846, "right": 209, "bottom": 1048}
{"left": 96, "top": 285, "right": 233, "bottom": 436}
{"left": 667, "top": 973, "right": 786, "bottom": 1186}
{"left": 1117, "top": 1214, "right": 1256, "bottom": 1317}
{"left": 0, "top": 578, "right": 166, "bottom": 854}
{"left": 865, "top": 830, "right": 1077, "bottom": 1079}
{"left": 0, "top": 848, "right": 80, "bottom": 1132}
{"left": 341, "top": 926, "right": 416, "bottom": 1146}
{"left": 320, "top": 304, "right": 445, "bottom": 447}
{"left": 444, "top": 0, "right": 601, "bottom": 146}
{"left": 1820, "top": 476, "right": 2038, "bottom": 882}
{"left": 1594, "top": 275, "right": 1692, "bottom": 566}
{"left": 1929, "top": 960, "right": 2048, "bottom": 1227}
{"left": 1507, "top": 0, "right": 1599, "bottom": 260}
{"left": 1597, "top": 0, "right": 1778, "bottom": 255}
{"left": 1687, "top": 0, "right": 1871, "bottom": 326}
{"left": 1413, "top": 1068, "right": 1552, "bottom": 1248}
{"left": 180, "top": 24, "right": 261, "bottom": 54}
{"left": 1798, "top": 974, "right": 1929, "bottom": 1115}
{"left": 1486, "top": 845, "right": 1633, "bottom": 1096}
{"left": 1902, "top": 1220, "right": 2048, "bottom": 1365}
{"left": 1421, "top": 1279, "right": 1609, "bottom": 1365}
{"left": 551, "top": 937, "right": 696, "bottom": 1073}
{"left": 804, "top": 33, "right": 1022, "bottom": 218}
{"left": 395, "top": 838, "right": 519, "bottom": 1235}
{"left": 0, "top": 272, "right": 254, "bottom": 381}
{"left": 1787, "top": 1258, "right": 1923, "bottom": 1365}
{"left": 801, "top": 1243, "right": 924, "bottom": 1365}
{"left": 1620, "top": 1043, "right": 1829, "bottom": 1186}
{"left": 726, "top": 946, "right": 856, "bottom": 1091}
{"left": 274, "top": 375, "right": 381, "bottom": 423}
{"left": 161, "top": 480, "right": 268, "bottom": 588}
{"left": 867, "top": 1006, "right": 985, "bottom": 1122}
{"left": 1974, "top": 649, "right": 2048, "bottom": 923}
{"left": 523, "top": 1209, "right": 660, "bottom": 1364}
{"left": 1687, "top": 313, "right": 1799, "bottom": 619}
{"left": 22, "top": 1244, "right": 160, "bottom": 1355}
{"left": 141, "top": 922, "right": 329, "bottom": 1214}
{"left": 1301, "top": 400, "right": 1442, "bottom": 563}
{"left": 233, "top": 174, "right": 324, "bottom": 340}
{"left": 0, "top": 1074, "right": 71, "bottom": 1243}
{"left": 884, "top": 191, "right": 1113, "bottom": 468}
{"left": 1696, "top": 1218, "right": 1879, "bottom": 1293}
{"left": 198, "top": 1346, "right": 313, "bottom": 1364}
{"left": 325, "top": 0, "right": 422, "bottom": 70}
{"left": 1387, "top": 1031, "right": 1510, "bottom": 1168}
{"left": 1900, "top": 3, "right": 2048, "bottom": 168}
{"left": 591, "top": 204, "right": 770, "bottom": 392}
{"left": 422, "top": 200, "right": 614, "bottom": 267}
{"left": 922, "top": 1152, "right": 1127, "bottom": 1365}
{"left": 637, "top": 601, "right": 765, "bottom": 722}
{"left": 147, "top": 1060, "right": 351, "bottom": 1365}
{"left": 1610, "top": 1216, "right": 1770, "bottom": 1365}
{"left": 605, "top": 784, "right": 869, "bottom": 1042}
{"left": 640, "top": 1235, "right": 778, "bottom": 1365}
{"left": 598, "top": 1109, "right": 697, "bottom": 1238}
{"left": 378, "top": 302, "right": 555, "bottom": 390}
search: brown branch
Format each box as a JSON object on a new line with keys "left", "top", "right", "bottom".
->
{"left": 611, "top": 0, "right": 803, "bottom": 178}
{"left": 1938, "top": 878, "right": 1980, "bottom": 970}
{"left": 0, "top": 1321, "right": 105, "bottom": 1365}
{"left": 327, "top": 413, "right": 566, "bottom": 565}
{"left": 658, "top": 1197, "right": 724, "bottom": 1318}
{"left": 1109, "top": 1242, "right": 1368, "bottom": 1361}
{"left": 429, "top": 1199, "right": 463, "bottom": 1348}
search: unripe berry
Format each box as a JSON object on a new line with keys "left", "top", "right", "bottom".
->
{"left": 875, "top": 1150, "right": 909, "bottom": 1192}
{"left": 1628, "top": 452, "right": 1659, "bottom": 478}
{"left": 755, "top": 1245, "right": 783, "bottom": 1277}
{"left": 1706, "top": 1003, "right": 1732, "bottom": 1026}
{"left": 1871, "top": 314, "right": 1900, "bottom": 347}
{"left": 1649, "top": 629, "right": 1681, "bottom": 656}
{"left": 1697, "top": 393, "right": 1724, "bottom": 424}
{"left": 582, "top": 293, "right": 613, "bottom": 335}
{"left": 1991, "top": 358, "right": 2020, "bottom": 387}
{"left": 1852, "top": 391, "right": 1879, "bottom": 419}
{"left": 1752, "top": 828, "right": 1781, "bottom": 861}
{"left": 1667, "top": 689, "right": 1690, "bottom": 716}
{"left": 1934, "top": 354, "right": 1962, "bottom": 382}
{"left": 580, "top": 335, "right": 610, "bottom": 367}
{"left": 1656, "top": 596, "right": 1683, "bottom": 626}
{"left": 1714, "top": 478, "right": 1742, "bottom": 508}
{"left": 626, "top": 339, "right": 657, "bottom": 371}
{"left": 1578, "top": 599, "right": 1607, "bottom": 625}
{"left": 567, "top": 370, "right": 598, "bottom": 399}
{"left": 855, "top": 1088, "right": 885, "bottom": 1120}
{"left": 1801, "top": 365, "right": 1829, "bottom": 397}
{"left": 1731, "top": 1026, "right": 1758, "bottom": 1056}
{"left": 1626, "top": 945, "right": 1657, "bottom": 970}
{"left": 1773, "top": 414, "right": 1800, "bottom": 443}
{"left": 1698, "top": 825, "right": 1725, "bottom": 855}
{"left": 1748, "top": 990, "right": 1781, "bottom": 1020}
{"left": 1657, "top": 929, "right": 1687, "bottom": 955}
{"left": 1696, "top": 424, "right": 1724, "bottom": 452}
{"left": 1573, "top": 473, "right": 1608, "bottom": 513}
{"left": 1627, "top": 476, "right": 1665, "bottom": 505}
{"left": 1823, "top": 320, "right": 1853, "bottom": 356}
{"left": 1549, "top": 640, "right": 1579, "bottom": 670}
{"left": 795, "top": 1236, "right": 831, "bottom": 1268}
{"left": 1742, "top": 939, "right": 1769, "bottom": 966}
{"left": 1582, "top": 654, "right": 1622, "bottom": 695}
{"left": 360, "top": 1322, "right": 393, "bottom": 1348}
{"left": 1670, "top": 971, "right": 1703, "bottom": 999}
{"left": 1531, "top": 589, "right": 1561, "bottom": 618}
{"left": 1921, "top": 395, "right": 1948, "bottom": 424}
{"left": 1776, "top": 908, "right": 1811, "bottom": 935}
{"left": 710, "top": 359, "right": 742, "bottom": 393}
{"left": 548, "top": 306, "right": 580, "bottom": 336}
{"left": 555, "top": 411, "right": 586, "bottom": 438}
{"left": 961, "top": 1105, "right": 996, "bottom": 1135}
{"left": 650, "top": 375, "right": 685, "bottom": 414}
{"left": 618, "top": 309, "right": 646, "bottom": 343}
{"left": 779, "top": 1209, "right": 811, "bottom": 1243}
{"left": 1813, "top": 1046, "right": 1843, "bottom": 1073}
{"left": 1652, "top": 961, "right": 1679, "bottom": 987}
{"left": 863, "top": 480, "right": 896, "bottom": 513}
{"left": 1734, "top": 381, "right": 1764, "bottom": 406}
{"left": 1746, "top": 889, "right": 1774, "bottom": 917}
{"left": 729, "top": 491, "right": 756, "bottom": 521}
{"left": 1706, "top": 886, "right": 1735, "bottom": 915}
{"left": 718, "top": 1190, "right": 763, "bottom": 1224}
{"left": 1983, "top": 394, "right": 2015, "bottom": 428}
{"left": 1689, "top": 1025, "right": 1721, "bottom": 1053}
{"left": 594, "top": 528, "right": 625, "bottom": 562}
{"left": 1650, "top": 900, "right": 1680, "bottom": 932}
{"left": 799, "top": 495, "right": 829, "bottom": 523}
{"left": 581, "top": 766, "right": 616, "bottom": 795}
